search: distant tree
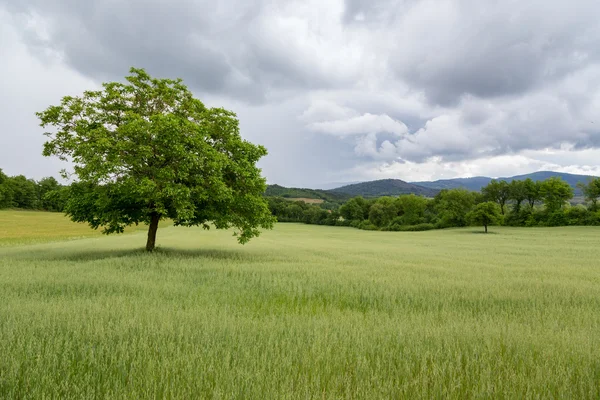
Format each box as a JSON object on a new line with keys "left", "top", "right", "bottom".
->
{"left": 6, "top": 175, "right": 38, "bottom": 209}
{"left": 523, "top": 178, "right": 542, "bottom": 210}
{"left": 368, "top": 197, "right": 397, "bottom": 228}
{"left": 37, "top": 67, "right": 274, "bottom": 251}
{"left": 339, "top": 197, "right": 369, "bottom": 222}
{"left": 36, "top": 177, "right": 64, "bottom": 211}
{"left": 540, "top": 177, "right": 574, "bottom": 212}
{"left": 434, "top": 189, "right": 476, "bottom": 228}
{"left": 508, "top": 180, "right": 527, "bottom": 213}
{"left": 482, "top": 180, "right": 510, "bottom": 214}
{"left": 577, "top": 178, "right": 600, "bottom": 211}
{"left": 467, "top": 201, "right": 502, "bottom": 233}
{"left": 395, "top": 194, "right": 428, "bottom": 225}
{"left": 0, "top": 169, "right": 12, "bottom": 209}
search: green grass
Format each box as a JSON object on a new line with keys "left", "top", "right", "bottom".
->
{"left": 0, "top": 210, "right": 149, "bottom": 246}
{"left": 1, "top": 217, "right": 600, "bottom": 398}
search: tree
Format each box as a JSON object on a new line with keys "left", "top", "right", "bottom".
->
{"left": 368, "top": 197, "right": 397, "bottom": 228}
{"left": 0, "top": 169, "right": 12, "bottom": 209}
{"left": 578, "top": 178, "right": 600, "bottom": 211}
{"left": 482, "top": 180, "right": 510, "bottom": 215}
{"left": 6, "top": 175, "right": 38, "bottom": 209}
{"left": 523, "top": 178, "right": 542, "bottom": 210}
{"left": 37, "top": 68, "right": 275, "bottom": 251}
{"left": 434, "top": 189, "right": 476, "bottom": 228}
{"left": 395, "top": 194, "right": 428, "bottom": 225}
{"left": 339, "top": 197, "right": 369, "bottom": 222}
{"left": 467, "top": 201, "right": 502, "bottom": 233}
{"left": 37, "top": 177, "right": 64, "bottom": 211}
{"left": 540, "top": 177, "right": 574, "bottom": 213}
{"left": 508, "top": 180, "right": 527, "bottom": 213}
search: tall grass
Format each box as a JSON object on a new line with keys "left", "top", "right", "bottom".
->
{"left": 1, "top": 221, "right": 600, "bottom": 398}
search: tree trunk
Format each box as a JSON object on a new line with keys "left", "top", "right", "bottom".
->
{"left": 484, "top": 224, "right": 488, "bottom": 234}
{"left": 146, "top": 213, "right": 160, "bottom": 252}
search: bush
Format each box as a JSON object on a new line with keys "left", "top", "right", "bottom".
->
{"left": 546, "top": 210, "right": 568, "bottom": 227}
{"left": 386, "top": 223, "right": 436, "bottom": 232}
{"left": 358, "top": 221, "right": 379, "bottom": 231}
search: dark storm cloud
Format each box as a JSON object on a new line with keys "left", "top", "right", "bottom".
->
{"left": 1, "top": 0, "right": 346, "bottom": 102}
{"left": 3, "top": 0, "right": 600, "bottom": 185}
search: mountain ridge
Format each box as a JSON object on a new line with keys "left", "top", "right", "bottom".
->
{"left": 266, "top": 171, "right": 597, "bottom": 200}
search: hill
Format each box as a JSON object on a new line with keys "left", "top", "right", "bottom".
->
{"left": 265, "top": 184, "right": 350, "bottom": 202}
{"left": 412, "top": 171, "right": 595, "bottom": 194}
{"left": 331, "top": 179, "right": 438, "bottom": 198}
{"left": 412, "top": 176, "right": 492, "bottom": 191}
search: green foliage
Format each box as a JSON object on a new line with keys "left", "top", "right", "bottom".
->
{"left": 523, "top": 178, "right": 542, "bottom": 209}
{"left": 481, "top": 180, "right": 510, "bottom": 214}
{"left": 539, "top": 177, "right": 574, "bottom": 213}
{"left": 578, "top": 177, "right": 600, "bottom": 211}
{"left": 508, "top": 179, "right": 527, "bottom": 212}
{"left": 467, "top": 202, "right": 502, "bottom": 233}
{"left": 339, "top": 197, "right": 370, "bottom": 222}
{"left": 386, "top": 222, "right": 436, "bottom": 232}
{"left": 36, "top": 68, "right": 274, "bottom": 250}
{"left": 368, "top": 197, "right": 397, "bottom": 228}
{"left": 6, "top": 175, "right": 38, "bottom": 209}
{"left": 395, "top": 194, "right": 429, "bottom": 225}
{"left": 433, "top": 189, "right": 477, "bottom": 228}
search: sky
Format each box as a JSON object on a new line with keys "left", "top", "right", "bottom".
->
{"left": 1, "top": 0, "right": 600, "bottom": 188}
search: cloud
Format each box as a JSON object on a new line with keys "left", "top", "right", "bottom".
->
{"left": 2, "top": 0, "right": 600, "bottom": 187}
{"left": 309, "top": 113, "right": 408, "bottom": 136}
{"left": 386, "top": 0, "right": 600, "bottom": 105}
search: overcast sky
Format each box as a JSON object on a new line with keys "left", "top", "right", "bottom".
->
{"left": 1, "top": 0, "right": 600, "bottom": 187}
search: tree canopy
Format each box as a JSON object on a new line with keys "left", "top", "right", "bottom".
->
{"left": 467, "top": 202, "right": 502, "bottom": 233}
{"left": 37, "top": 68, "right": 274, "bottom": 251}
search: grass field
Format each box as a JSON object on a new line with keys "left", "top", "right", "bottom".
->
{"left": 0, "top": 210, "right": 150, "bottom": 246}
{"left": 1, "top": 212, "right": 600, "bottom": 398}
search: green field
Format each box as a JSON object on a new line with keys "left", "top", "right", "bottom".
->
{"left": 0, "top": 210, "right": 150, "bottom": 246}
{"left": 1, "top": 212, "right": 600, "bottom": 398}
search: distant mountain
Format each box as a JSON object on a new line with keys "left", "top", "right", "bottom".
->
{"left": 412, "top": 176, "right": 492, "bottom": 192}
{"left": 266, "top": 171, "right": 596, "bottom": 202}
{"left": 411, "top": 171, "right": 596, "bottom": 195}
{"left": 331, "top": 179, "right": 439, "bottom": 198}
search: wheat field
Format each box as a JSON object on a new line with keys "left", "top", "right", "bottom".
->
{"left": 1, "top": 211, "right": 599, "bottom": 398}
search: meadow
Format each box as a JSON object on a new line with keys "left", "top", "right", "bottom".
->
{"left": 1, "top": 211, "right": 600, "bottom": 398}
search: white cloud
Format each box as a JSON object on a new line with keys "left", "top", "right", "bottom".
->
{"left": 309, "top": 113, "right": 409, "bottom": 136}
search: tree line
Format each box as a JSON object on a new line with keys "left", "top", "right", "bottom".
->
{"left": 0, "top": 169, "right": 68, "bottom": 212}
{"left": 268, "top": 177, "right": 600, "bottom": 232}
{"left": 5, "top": 166, "right": 600, "bottom": 233}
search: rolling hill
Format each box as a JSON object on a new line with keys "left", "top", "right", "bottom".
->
{"left": 265, "top": 184, "right": 351, "bottom": 202}
{"left": 330, "top": 179, "right": 439, "bottom": 198}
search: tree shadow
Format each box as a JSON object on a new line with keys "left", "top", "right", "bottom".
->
{"left": 463, "top": 230, "right": 501, "bottom": 235}
{"left": 15, "top": 246, "right": 255, "bottom": 262}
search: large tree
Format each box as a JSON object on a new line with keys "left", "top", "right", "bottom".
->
{"left": 433, "top": 189, "right": 476, "bottom": 228}
{"left": 508, "top": 180, "right": 527, "bottom": 213}
{"left": 540, "top": 177, "right": 574, "bottom": 213}
{"left": 523, "top": 178, "right": 542, "bottom": 210}
{"left": 482, "top": 180, "right": 510, "bottom": 215}
{"left": 37, "top": 68, "right": 275, "bottom": 251}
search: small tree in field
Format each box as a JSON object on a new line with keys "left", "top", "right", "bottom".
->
{"left": 37, "top": 68, "right": 275, "bottom": 251}
{"left": 467, "top": 201, "right": 502, "bottom": 233}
